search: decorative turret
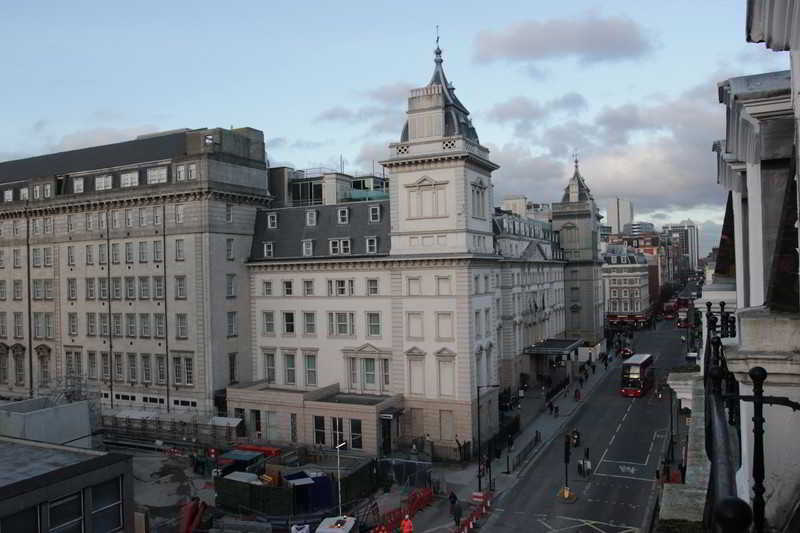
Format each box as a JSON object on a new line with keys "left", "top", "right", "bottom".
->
{"left": 562, "top": 154, "right": 594, "bottom": 203}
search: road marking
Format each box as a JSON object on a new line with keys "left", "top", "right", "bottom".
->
{"left": 536, "top": 518, "right": 555, "bottom": 530}
{"left": 603, "top": 459, "right": 648, "bottom": 466}
{"left": 593, "top": 472, "right": 654, "bottom": 482}
{"left": 619, "top": 465, "right": 637, "bottom": 475}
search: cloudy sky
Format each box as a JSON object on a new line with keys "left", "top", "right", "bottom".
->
{"left": 0, "top": 1, "right": 788, "bottom": 254}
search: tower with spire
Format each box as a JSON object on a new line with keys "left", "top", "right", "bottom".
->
{"left": 552, "top": 156, "right": 606, "bottom": 347}
{"left": 381, "top": 44, "right": 499, "bottom": 256}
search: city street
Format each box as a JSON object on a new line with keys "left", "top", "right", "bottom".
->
{"left": 484, "top": 319, "right": 688, "bottom": 533}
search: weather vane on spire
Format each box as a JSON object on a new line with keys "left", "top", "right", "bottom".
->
{"left": 436, "top": 25, "right": 439, "bottom": 47}
{"left": 572, "top": 150, "right": 580, "bottom": 169}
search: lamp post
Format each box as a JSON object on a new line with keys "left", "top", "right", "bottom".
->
{"left": 476, "top": 383, "right": 500, "bottom": 492}
{"left": 336, "top": 441, "right": 347, "bottom": 517}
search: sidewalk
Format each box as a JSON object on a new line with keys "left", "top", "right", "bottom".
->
{"left": 408, "top": 355, "right": 624, "bottom": 532}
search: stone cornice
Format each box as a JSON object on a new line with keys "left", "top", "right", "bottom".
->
{"left": 247, "top": 256, "right": 481, "bottom": 273}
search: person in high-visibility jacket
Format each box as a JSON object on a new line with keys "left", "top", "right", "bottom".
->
{"left": 402, "top": 514, "right": 414, "bottom": 532}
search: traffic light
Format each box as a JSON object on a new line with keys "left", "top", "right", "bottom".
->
{"left": 564, "top": 434, "right": 571, "bottom": 464}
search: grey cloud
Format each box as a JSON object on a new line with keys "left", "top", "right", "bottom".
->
{"left": 487, "top": 142, "right": 567, "bottom": 204}
{"left": 268, "top": 137, "right": 288, "bottom": 149}
{"left": 365, "top": 82, "right": 414, "bottom": 105}
{"left": 594, "top": 104, "right": 657, "bottom": 145}
{"left": 291, "top": 139, "right": 328, "bottom": 150}
{"left": 32, "top": 120, "right": 48, "bottom": 134}
{"left": 315, "top": 106, "right": 356, "bottom": 122}
{"left": 551, "top": 92, "right": 588, "bottom": 114}
{"left": 487, "top": 93, "right": 589, "bottom": 137}
{"left": 354, "top": 142, "right": 391, "bottom": 173}
{"left": 474, "top": 14, "right": 653, "bottom": 67}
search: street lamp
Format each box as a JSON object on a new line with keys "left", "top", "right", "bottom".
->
{"left": 336, "top": 441, "right": 347, "bottom": 517}
{"left": 476, "top": 383, "right": 500, "bottom": 492}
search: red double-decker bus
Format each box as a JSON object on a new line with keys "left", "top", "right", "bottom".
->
{"left": 620, "top": 353, "right": 655, "bottom": 397}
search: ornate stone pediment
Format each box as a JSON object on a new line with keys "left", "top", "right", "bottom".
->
{"left": 35, "top": 344, "right": 51, "bottom": 357}
{"left": 344, "top": 342, "right": 391, "bottom": 356}
{"left": 434, "top": 347, "right": 456, "bottom": 359}
{"left": 404, "top": 346, "right": 427, "bottom": 358}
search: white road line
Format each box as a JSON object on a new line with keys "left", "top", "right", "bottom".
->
{"left": 608, "top": 434, "right": 616, "bottom": 446}
{"left": 594, "top": 472, "right": 654, "bottom": 482}
{"left": 536, "top": 518, "right": 555, "bottom": 531}
{"left": 602, "top": 459, "right": 649, "bottom": 466}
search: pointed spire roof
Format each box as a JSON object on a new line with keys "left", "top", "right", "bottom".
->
{"left": 400, "top": 43, "right": 480, "bottom": 143}
{"left": 561, "top": 153, "right": 594, "bottom": 202}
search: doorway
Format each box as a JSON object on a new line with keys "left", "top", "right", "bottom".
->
{"left": 381, "top": 418, "right": 392, "bottom": 455}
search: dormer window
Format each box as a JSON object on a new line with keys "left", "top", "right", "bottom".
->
{"left": 44, "top": 184, "right": 52, "bottom": 198}
{"left": 20, "top": 188, "right": 29, "bottom": 200}
{"left": 73, "top": 178, "right": 84, "bottom": 194}
{"left": 3, "top": 190, "right": 11, "bottom": 202}
{"left": 369, "top": 205, "right": 380, "bottom": 222}
{"left": 121, "top": 171, "right": 138, "bottom": 187}
{"left": 33, "top": 185, "right": 41, "bottom": 199}
{"left": 366, "top": 237, "right": 377, "bottom": 254}
{"left": 263, "top": 242, "right": 274, "bottom": 257}
{"left": 306, "top": 210, "right": 317, "bottom": 226}
{"left": 95, "top": 175, "right": 113, "bottom": 191}
{"left": 337, "top": 208, "right": 349, "bottom": 224}
{"left": 267, "top": 213, "right": 278, "bottom": 229}
{"left": 302, "top": 240, "right": 314, "bottom": 257}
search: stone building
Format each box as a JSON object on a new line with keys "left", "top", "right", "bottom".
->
{"left": 0, "top": 127, "right": 269, "bottom": 414}
{"left": 551, "top": 159, "right": 606, "bottom": 355}
{"left": 601, "top": 246, "right": 651, "bottom": 328}
{"left": 239, "top": 47, "right": 565, "bottom": 458}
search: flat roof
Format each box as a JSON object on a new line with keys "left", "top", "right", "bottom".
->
{"left": 316, "top": 393, "right": 389, "bottom": 406}
{"left": 0, "top": 436, "right": 129, "bottom": 500}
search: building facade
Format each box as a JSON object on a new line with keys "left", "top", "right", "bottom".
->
{"left": 240, "top": 48, "right": 566, "bottom": 458}
{"left": 607, "top": 197, "right": 633, "bottom": 235}
{"left": 551, "top": 161, "right": 605, "bottom": 349}
{"left": 622, "top": 221, "right": 655, "bottom": 236}
{"left": 0, "top": 127, "right": 269, "bottom": 414}
{"left": 662, "top": 220, "right": 700, "bottom": 273}
{"left": 601, "top": 246, "right": 651, "bottom": 327}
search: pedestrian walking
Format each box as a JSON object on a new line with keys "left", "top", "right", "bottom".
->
{"left": 402, "top": 514, "right": 414, "bottom": 533}
{"left": 448, "top": 490, "right": 457, "bottom": 507}
{"left": 452, "top": 499, "right": 462, "bottom": 528}
{"left": 578, "top": 377, "right": 584, "bottom": 388}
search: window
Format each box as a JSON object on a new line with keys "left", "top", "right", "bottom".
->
{"left": 226, "top": 238, "right": 234, "bottom": 260}
{"left": 262, "top": 280, "right": 273, "bottom": 296}
{"left": 283, "top": 280, "right": 293, "bottom": 296}
{"left": 227, "top": 311, "right": 238, "bottom": 337}
{"left": 153, "top": 205, "right": 162, "bottom": 225}
{"left": 187, "top": 163, "right": 197, "bottom": 179}
{"left": 0, "top": 313, "right": 4, "bottom": 337}
{"left": 33, "top": 184, "right": 41, "bottom": 199}
{"left": 314, "top": 415, "right": 325, "bottom": 444}
{"left": 44, "top": 217, "right": 52, "bottom": 233}
{"left": 367, "top": 278, "right": 379, "bottom": 296}
{"left": 66, "top": 245, "right": 75, "bottom": 266}
{"left": 141, "top": 354, "right": 151, "bottom": 383}
{"left": 305, "top": 352, "right": 317, "bottom": 386}
{"left": 407, "top": 312, "right": 423, "bottom": 339}
{"left": 99, "top": 314, "right": 109, "bottom": 336}
{"left": 283, "top": 312, "right": 295, "bottom": 334}
{"left": 88, "top": 351, "right": 97, "bottom": 379}
{"left": 175, "top": 276, "right": 187, "bottom": 299}
{"left": 44, "top": 183, "right": 52, "bottom": 197}
{"left": 485, "top": 308, "right": 491, "bottom": 338}
{"left": 32, "top": 247, "right": 42, "bottom": 267}
{"left": 114, "top": 352, "right": 123, "bottom": 381}
{"left": 285, "top": 352, "right": 296, "bottom": 384}
{"left": 173, "top": 357, "right": 183, "bottom": 384}
{"left": 305, "top": 210, "right": 317, "bottom": 226}
{"left": 147, "top": 167, "right": 168, "bottom": 184}
{"left": 50, "top": 492, "right": 84, "bottom": 532}
{"left": 267, "top": 213, "right": 278, "bottom": 228}
{"left": 91, "top": 476, "right": 123, "bottom": 532}
{"left": 229, "top": 353, "right": 237, "bottom": 383}
{"left": 328, "top": 279, "right": 355, "bottom": 296}
{"left": 436, "top": 312, "right": 453, "bottom": 339}
{"left": 436, "top": 276, "right": 452, "bottom": 295}
{"left": 19, "top": 188, "right": 28, "bottom": 200}
{"left": 87, "top": 313, "right": 97, "bottom": 336}
{"left": 153, "top": 240, "right": 163, "bottom": 262}
{"left": 337, "top": 208, "right": 349, "bottom": 224}
{"left": 302, "top": 279, "right": 314, "bottom": 296}
{"left": 351, "top": 419, "right": 363, "bottom": 449}
{"left": 99, "top": 243, "right": 108, "bottom": 264}
{"left": 156, "top": 355, "right": 166, "bottom": 384}
{"left": 3, "top": 190, "right": 10, "bottom": 202}
{"left": 112, "top": 313, "right": 122, "bottom": 337}
{"left": 302, "top": 239, "right": 314, "bottom": 256}
{"left": 185, "top": 358, "right": 193, "bottom": 385}
{"left": 13, "top": 312, "right": 23, "bottom": 338}
{"left": 139, "top": 313, "right": 151, "bottom": 337}
{"left": 125, "top": 208, "right": 134, "bottom": 227}
{"left": 154, "top": 313, "right": 166, "bottom": 337}
{"left": 128, "top": 353, "right": 138, "bottom": 383}
{"left": 154, "top": 276, "right": 165, "bottom": 299}
{"left": 363, "top": 358, "right": 376, "bottom": 385}
{"left": 332, "top": 416, "right": 344, "bottom": 446}
{"left": 328, "top": 312, "right": 355, "bottom": 337}
{"left": 67, "top": 278, "right": 77, "bottom": 300}
{"left": 175, "top": 204, "right": 185, "bottom": 224}
{"left": 369, "top": 205, "right": 380, "bottom": 222}
{"left": 408, "top": 277, "right": 421, "bottom": 295}
{"left": 226, "top": 274, "right": 236, "bottom": 297}
{"left": 303, "top": 312, "right": 316, "bottom": 334}
{"left": 85, "top": 245, "right": 94, "bottom": 265}
{"left": 176, "top": 314, "right": 188, "bottom": 338}
{"left": 225, "top": 203, "right": 233, "bottom": 222}
{"left": 366, "top": 237, "right": 377, "bottom": 254}
{"left": 110, "top": 210, "right": 120, "bottom": 229}
{"left": 263, "top": 242, "right": 273, "bottom": 257}
{"left": 68, "top": 313, "right": 78, "bottom": 337}
{"left": 13, "top": 248, "right": 21, "bottom": 268}
{"left": 121, "top": 171, "right": 139, "bottom": 187}
{"left": 176, "top": 165, "right": 186, "bottom": 181}
{"left": 138, "top": 207, "right": 147, "bottom": 226}
{"left": 73, "top": 177, "right": 84, "bottom": 193}
{"left": 32, "top": 280, "right": 42, "bottom": 300}
{"left": 112, "top": 277, "right": 122, "bottom": 299}
{"left": 367, "top": 312, "right": 381, "bottom": 336}
{"left": 329, "top": 239, "right": 351, "bottom": 255}
{"left": 264, "top": 351, "right": 276, "bottom": 383}
{"left": 139, "top": 241, "right": 148, "bottom": 262}
{"left": 13, "top": 280, "right": 22, "bottom": 300}
{"left": 125, "top": 242, "right": 134, "bottom": 263}
{"left": 96, "top": 174, "right": 113, "bottom": 190}
{"left": 262, "top": 311, "right": 275, "bottom": 335}
{"left": 382, "top": 358, "right": 390, "bottom": 386}
{"left": 44, "top": 251, "right": 54, "bottom": 270}
{"left": 126, "top": 313, "right": 136, "bottom": 337}
{"left": 138, "top": 277, "right": 150, "bottom": 299}
{"left": 0, "top": 281, "right": 4, "bottom": 300}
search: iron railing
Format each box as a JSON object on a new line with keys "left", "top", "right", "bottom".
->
{"left": 702, "top": 303, "right": 800, "bottom": 533}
